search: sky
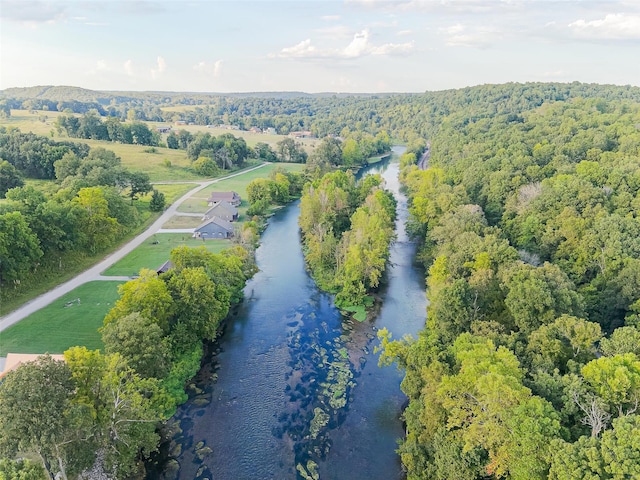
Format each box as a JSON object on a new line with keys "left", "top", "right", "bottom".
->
{"left": 1, "top": 0, "right": 639, "bottom": 93}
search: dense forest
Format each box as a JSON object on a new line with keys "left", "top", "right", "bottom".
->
{"left": 2, "top": 82, "right": 640, "bottom": 478}
{"left": 379, "top": 94, "right": 640, "bottom": 479}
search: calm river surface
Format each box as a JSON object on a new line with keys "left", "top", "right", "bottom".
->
{"left": 151, "top": 147, "right": 427, "bottom": 479}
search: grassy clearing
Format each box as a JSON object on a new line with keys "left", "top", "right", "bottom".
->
{"left": 102, "top": 233, "right": 232, "bottom": 276}
{"left": 0, "top": 281, "right": 123, "bottom": 356}
{"left": 150, "top": 183, "right": 198, "bottom": 204}
{"left": 2, "top": 109, "right": 64, "bottom": 136}
{"left": 161, "top": 215, "right": 202, "bottom": 229}
{"left": 79, "top": 140, "right": 198, "bottom": 182}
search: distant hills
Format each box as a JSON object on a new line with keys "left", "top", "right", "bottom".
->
{"left": 0, "top": 85, "right": 401, "bottom": 103}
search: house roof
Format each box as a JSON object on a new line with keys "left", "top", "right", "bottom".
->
{"left": 156, "top": 260, "right": 174, "bottom": 274}
{"left": 0, "top": 353, "right": 65, "bottom": 379}
{"left": 195, "top": 216, "right": 234, "bottom": 233}
{"left": 204, "top": 200, "right": 238, "bottom": 217}
{"left": 207, "top": 191, "right": 240, "bottom": 202}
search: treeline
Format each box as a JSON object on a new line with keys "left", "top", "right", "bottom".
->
{"left": 55, "top": 111, "right": 159, "bottom": 146}
{"left": 5, "top": 82, "right": 640, "bottom": 139}
{"left": 299, "top": 170, "right": 396, "bottom": 318}
{"left": 0, "top": 245, "right": 257, "bottom": 479}
{"left": 380, "top": 93, "right": 640, "bottom": 478}
{"left": 0, "top": 130, "right": 156, "bottom": 301}
{"left": 0, "top": 127, "right": 89, "bottom": 180}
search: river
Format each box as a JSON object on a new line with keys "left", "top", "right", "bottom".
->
{"left": 149, "top": 147, "right": 427, "bottom": 479}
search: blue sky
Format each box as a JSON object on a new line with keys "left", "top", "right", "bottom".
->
{"left": 1, "top": 0, "right": 639, "bottom": 93}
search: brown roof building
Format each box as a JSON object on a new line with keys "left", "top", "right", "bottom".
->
{"left": 207, "top": 191, "right": 241, "bottom": 207}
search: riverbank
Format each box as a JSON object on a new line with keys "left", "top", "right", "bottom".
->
{"left": 150, "top": 147, "right": 428, "bottom": 479}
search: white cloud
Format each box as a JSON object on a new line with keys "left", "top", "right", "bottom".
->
{"left": 440, "top": 23, "right": 501, "bottom": 47}
{"left": 273, "top": 29, "right": 414, "bottom": 60}
{"left": 396, "top": 29, "right": 413, "bottom": 36}
{"left": 0, "top": 0, "right": 67, "bottom": 24}
{"left": 315, "top": 25, "right": 353, "bottom": 39}
{"left": 86, "top": 60, "right": 109, "bottom": 76}
{"left": 443, "top": 24, "right": 465, "bottom": 35}
{"left": 321, "top": 15, "right": 341, "bottom": 21}
{"left": 569, "top": 13, "right": 640, "bottom": 40}
{"left": 151, "top": 56, "right": 166, "bottom": 79}
{"left": 123, "top": 60, "right": 134, "bottom": 76}
{"left": 278, "top": 39, "right": 319, "bottom": 58}
{"left": 372, "top": 41, "right": 415, "bottom": 55}
{"left": 343, "top": 30, "right": 371, "bottom": 58}
{"left": 193, "top": 60, "right": 223, "bottom": 78}
{"left": 346, "top": 0, "right": 521, "bottom": 14}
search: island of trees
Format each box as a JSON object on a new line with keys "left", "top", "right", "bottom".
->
{"left": 299, "top": 170, "right": 396, "bottom": 320}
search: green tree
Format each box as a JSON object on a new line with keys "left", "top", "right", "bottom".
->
{"left": 103, "top": 269, "right": 174, "bottom": 331}
{"left": 600, "top": 326, "right": 640, "bottom": 356}
{"left": 600, "top": 414, "right": 640, "bottom": 478}
{"left": 548, "top": 436, "right": 605, "bottom": 480}
{"left": 528, "top": 315, "right": 602, "bottom": 373}
{"left": 254, "top": 142, "right": 278, "bottom": 162}
{"left": 0, "top": 458, "right": 45, "bottom": 480}
{"left": 246, "top": 177, "right": 274, "bottom": 204}
{"left": 64, "top": 348, "right": 161, "bottom": 478}
{"left": 502, "top": 262, "right": 585, "bottom": 333}
{"left": 193, "top": 156, "right": 219, "bottom": 177}
{"left": 149, "top": 189, "right": 166, "bottom": 212}
{"left": 53, "top": 152, "right": 81, "bottom": 181}
{"left": 310, "top": 137, "right": 343, "bottom": 166}
{"left": 0, "top": 160, "right": 24, "bottom": 198}
{"left": 169, "top": 245, "right": 247, "bottom": 304}
{"left": 101, "top": 312, "right": 170, "bottom": 379}
{"left": 0, "top": 211, "right": 43, "bottom": 285}
{"left": 124, "top": 171, "right": 152, "bottom": 203}
{"left": 165, "top": 266, "right": 230, "bottom": 343}
{"left": 72, "top": 187, "right": 121, "bottom": 253}
{"left": 276, "top": 137, "right": 307, "bottom": 163}
{"left": 582, "top": 353, "right": 640, "bottom": 417}
{"left": 0, "top": 355, "right": 89, "bottom": 480}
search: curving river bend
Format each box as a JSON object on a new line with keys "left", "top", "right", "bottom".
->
{"left": 149, "top": 147, "right": 427, "bottom": 479}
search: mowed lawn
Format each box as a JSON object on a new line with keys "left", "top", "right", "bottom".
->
{"left": 0, "top": 281, "right": 122, "bottom": 356}
{"left": 102, "top": 233, "right": 232, "bottom": 276}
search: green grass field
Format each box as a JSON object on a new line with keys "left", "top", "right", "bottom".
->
{"left": 79, "top": 140, "right": 198, "bottom": 182}
{"left": 162, "top": 215, "right": 203, "bottom": 229}
{"left": 102, "top": 233, "right": 232, "bottom": 276}
{"left": 0, "top": 281, "right": 123, "bottom": 356}
{"left": 149, "top": 183, "right": 198, "bottom": 204}
{"left": 1, "top": 109, "right": 64, "bottom": 136}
